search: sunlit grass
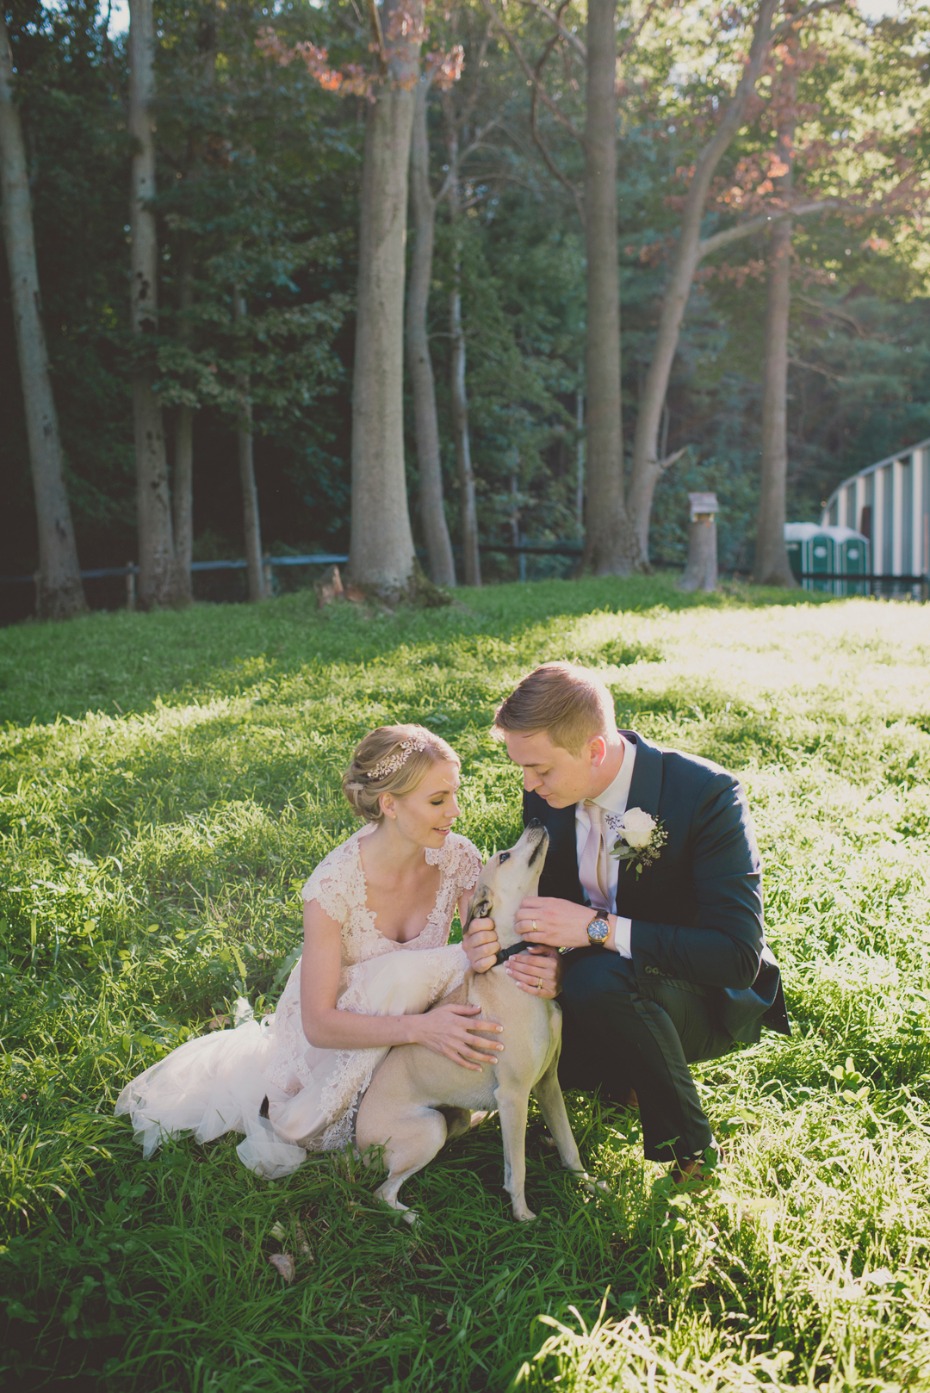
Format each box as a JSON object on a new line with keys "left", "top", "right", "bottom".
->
{"left": 1, "top": 575, "right": 929, "bottom": 1390}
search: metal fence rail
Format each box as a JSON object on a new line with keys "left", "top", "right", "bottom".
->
{"left": 798, "top": 570, "right": 929, "bottom": 599}
{"left": 0, "top": 555, "right": 351, "bottom": 586}
{"left": 3, "top": 553, "right": 926, "bottom": 619}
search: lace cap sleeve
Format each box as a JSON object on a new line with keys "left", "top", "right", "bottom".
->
{"left": 301, "top": 836, "right": 360, "bottom": 923}
{"left": 447, "top": 833, "right": 483, "bottom": 896}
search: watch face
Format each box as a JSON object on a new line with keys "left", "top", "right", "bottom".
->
{"left": 588, "top": 917, "right": 609, "bottom": 945}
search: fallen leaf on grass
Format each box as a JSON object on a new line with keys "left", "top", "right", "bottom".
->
{"left": 267, "top": 1253, "right": 296, "bottom": 1283}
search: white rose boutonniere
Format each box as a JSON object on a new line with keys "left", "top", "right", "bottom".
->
{"left": 610, "top": 807, "right": 668, "bottom": 877}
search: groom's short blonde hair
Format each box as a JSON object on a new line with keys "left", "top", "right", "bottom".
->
{"left": 493, "top": 662, "right": 616, "bottom": 755}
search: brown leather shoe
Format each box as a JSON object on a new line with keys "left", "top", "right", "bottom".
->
{"left": 671, "top": 1156, "right": 706, "bottom": 1185}
{"left": 670, "top": 1148, "right": 721, "bottom": 1186}
{"left": 606, "top": 1087, "right": 639, "bottom": 1110}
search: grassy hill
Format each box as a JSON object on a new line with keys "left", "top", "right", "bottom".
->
{"left": 1, "top": 577, "right": 928, "bottom": 1391}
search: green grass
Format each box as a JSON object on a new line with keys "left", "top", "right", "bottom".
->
{"left": 1, "top": 575, "right": 929, "bottom": 1392}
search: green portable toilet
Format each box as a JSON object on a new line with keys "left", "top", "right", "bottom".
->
{"left": 785, "top": 523, "right": 869, "bottom": 595}
{"left": 809, "top": 531, "right": 836, "bottom": 591}
{"left": 785, "top": 523, "right": 837, "bottom": 593}
{"left": 834, "top": 526, "right": 870, "bottom": 596}
{"left": 785, "top": 523, "right": 810, "bottom": 584}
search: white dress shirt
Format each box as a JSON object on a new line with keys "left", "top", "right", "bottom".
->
{"left": 575, "top": 733, "right": 636, "bottom": 957}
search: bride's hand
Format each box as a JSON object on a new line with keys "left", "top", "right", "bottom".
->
{"left": 462, "top": 915, "right": 500, "bottom": 974}
{"left": 411, "top": 1003, "right": 504, "bottom": 1070}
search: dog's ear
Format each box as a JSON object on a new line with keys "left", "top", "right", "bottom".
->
{"left": 463, "top": 888, "right": 493, "bottom": 931}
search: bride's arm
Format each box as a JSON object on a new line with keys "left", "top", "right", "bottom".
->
{"left": 299, "top": 900, "right": 504, "bottom": 1069}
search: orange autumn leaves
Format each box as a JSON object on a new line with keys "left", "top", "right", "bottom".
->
{"left": 256, "top": 17, "right": 463, "bottom": 99}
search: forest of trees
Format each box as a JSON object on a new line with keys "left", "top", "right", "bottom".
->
{"left": 2, "top": 0, "right": 929, "bottom": 618}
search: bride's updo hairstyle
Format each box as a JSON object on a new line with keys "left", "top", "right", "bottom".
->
{"left": 343, "top": 723, "right": 460, "bottom": 822}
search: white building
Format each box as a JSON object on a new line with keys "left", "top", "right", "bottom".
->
{"left": 821, "top": 439, "right": 930, "bottom": 583}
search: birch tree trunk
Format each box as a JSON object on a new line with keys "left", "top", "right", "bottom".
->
{"left": 581, "top": 0, "right": 639, "bottom": 574}
{"left": 449, "top": 267, "right": 480, "bottom": 586}
{"left": 406, "top": 78, "right": 456, "bottom": 586}
{"left": 129, "top": 0, "right": 178, "bottom": 608}
{"left": 234, "top": 293, "right": 267, "bottom": 602}
{"left": 170, "top": 10, "right": 218, "bottom": 607}
{"left": 172, "top": 237, "right": 195, "bottom": 604}
{"left": 444, "top": 106, "right": 481, "bottom": 587}
{"left": 754, "top": 33, "right": 797, "bottom": 588}
{"left": 627, "top": 0, "right": 778, "bottom": 563}
{"left": 348, "top": 0, "right": 423, "bottom": 601}
{"left": 0, "top": 13, "right": 86, "bottom": 619}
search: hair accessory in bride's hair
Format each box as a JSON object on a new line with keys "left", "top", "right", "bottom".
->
{"left": 367, "top": 737, "right": 429, "bottom": 781}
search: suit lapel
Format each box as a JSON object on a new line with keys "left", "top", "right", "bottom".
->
{"left": 616, "top": 732, "right": 664, "bottom": 915}
{"left": 623, "top": 731, "right": 663, "bottom": 816}
{"left": 524, "top": 790, "right": 583, "bottom": 904}
{"left": 525, "top": 734, "right": 664, "bottom": 909}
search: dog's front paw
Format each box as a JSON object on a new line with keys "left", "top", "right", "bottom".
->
{"left": 511, "top": 1201, "right": 538, "bottom": 1222}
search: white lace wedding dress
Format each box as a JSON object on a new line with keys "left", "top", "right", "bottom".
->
{"left": 115, "top": 826, "right": 481, "bottom": 1179}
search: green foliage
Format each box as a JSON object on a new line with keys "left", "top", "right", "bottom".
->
{"left": 0, "top": 0, "right": 135, "bottom": 568}
{"left": 1, "top": 580, "right": 929, "bottom": 1389}
{"left": 2, "top": 0, "right": 930, "bottom": 592}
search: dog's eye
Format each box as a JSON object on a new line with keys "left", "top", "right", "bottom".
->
{"left": 498, "top": 851, "right": 510, "bottom": 864}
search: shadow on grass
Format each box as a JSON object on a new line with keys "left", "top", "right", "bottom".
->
{"left": 0, "top": 574, "right": 835, "bottom": 729}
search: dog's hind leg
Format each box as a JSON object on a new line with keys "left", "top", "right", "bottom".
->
{"left": 495, "top": 1086, "right": 535, "bottom": 1221}
{"left": 533, "top": 1060, "right": 586, "bottom": 1177}
{"left": 438, "top": 1106, "right": 472, "bottom": 1142}
{"left": 374, "top": 1106, "right": 448, "bottom": 1223}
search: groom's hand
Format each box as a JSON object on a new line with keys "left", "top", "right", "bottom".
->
{"left": 506, "top": 945, "right": 561, "bottom": 999}
{"left": 515, "top": 896, "right": 599, "bottom": 951}
{"left": 463, "top": 916, "right": 500, "bottom": 974}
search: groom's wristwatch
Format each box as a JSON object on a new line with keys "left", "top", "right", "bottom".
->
{"left": 586, "top": 914, "right": 610, "bottom": 947}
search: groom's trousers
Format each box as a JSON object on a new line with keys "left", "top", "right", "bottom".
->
{"left": 557, "top": 946, "right": 732, "bottom": 1164}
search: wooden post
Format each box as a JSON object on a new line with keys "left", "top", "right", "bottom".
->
{"left": 126, "top": 562, "right": 136, "bottom": 611}
{"left": 680, "top": 492, "right": 719, "bottom": 592}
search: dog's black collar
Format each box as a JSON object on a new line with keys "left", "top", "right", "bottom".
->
{"left": 494, "top": 941, "right": 532, "bottom": 966}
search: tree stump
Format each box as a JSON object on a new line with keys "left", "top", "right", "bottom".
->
{"left": 679, "top": 493, "right": 719, "bottom": 593}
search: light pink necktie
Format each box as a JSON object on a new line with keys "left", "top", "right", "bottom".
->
{"left": 579, "top": 801, "right": 611, "bottom": 912}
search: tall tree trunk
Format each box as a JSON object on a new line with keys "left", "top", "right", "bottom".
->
{"left": 173, "top": 404, "right": 194, "bottom": 598}
{"left": 348, "top": 0, "right": 423, "bottom": 602}
{"left": 575, "top": 382, "right": 585, "bottom": 536}
{"left": 445, "top": 107, "right": 481, "bottom": 587}
{"left": 406, "top": 78, "right": 456, "bottom": 587}
{"left": 449, "top": 271, "right": 480, "bottom": 587}
{"left": 172, "top": 236, "right": 195, "bottom": 604}
{"left": 170, "top": 3, "right": 218, "bottom": 607}
{"left": 234, "top": 292, "right": 266, "bottom": 602}
{"left": 129, "top": 0, "right": 178, "bottom": 608}
{"left": 581, "top": 0, "right": 638, "bottom": 575}
{"left": 627, "top": 0, "right": 778, "bottom": 563}
{"left": 754, "top": 32, "right": 797, "bottom": 588}
{"left": 0, "top": 14, "right": 86, "bottom": 620}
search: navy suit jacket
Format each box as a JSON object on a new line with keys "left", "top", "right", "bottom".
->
{"left": 525, "top": 731, "right": 790, "bottom": 1043}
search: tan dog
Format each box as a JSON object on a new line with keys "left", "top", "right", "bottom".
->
{"left": 355, "top": 822, "right": 590, "bottom": 1221}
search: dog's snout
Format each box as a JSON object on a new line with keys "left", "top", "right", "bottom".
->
{"left": 527, "top": 818, "right": 543, "bottom": 831}
{"left": 527, "top": 824, "right": 549, "bottom": 868}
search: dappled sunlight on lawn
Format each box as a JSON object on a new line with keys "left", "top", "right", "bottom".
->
{"left": 562, "top": 599, "right": 930, "bottom": 722}
{"left": 2, "top": 580, "right": 929, "bottom": 1393}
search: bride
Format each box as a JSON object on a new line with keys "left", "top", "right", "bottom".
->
{"left": 115, "top": 724, "right": 505, "bottom": 1179}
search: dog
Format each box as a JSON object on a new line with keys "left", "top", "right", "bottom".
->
{"left": 355, "top": 821, "right": 592, "bottom": 1221}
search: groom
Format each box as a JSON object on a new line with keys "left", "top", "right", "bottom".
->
{"left": 464, "top": 661, "right": 789, "bottom": 1180}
